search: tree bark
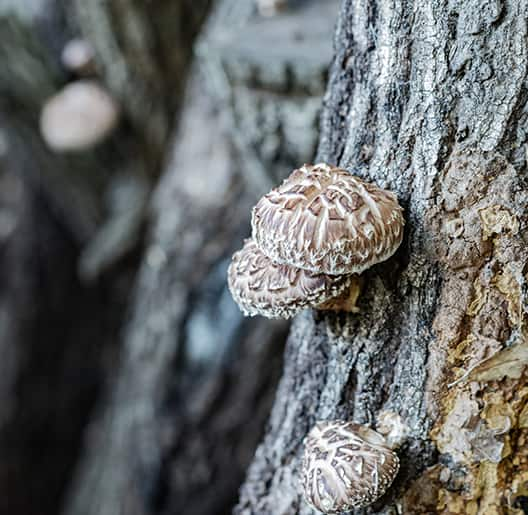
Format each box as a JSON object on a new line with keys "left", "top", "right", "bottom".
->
{"left": 237, "top": 1, "right": 528, "bottom": 514}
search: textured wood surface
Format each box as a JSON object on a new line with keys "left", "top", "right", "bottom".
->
{"left": 236, "top": 1, "right": 528, "bottom": 513}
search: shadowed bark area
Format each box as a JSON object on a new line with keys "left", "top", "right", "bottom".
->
{"left": 0, "top": 169, "right": 111, "bottom": 515}
{"left": 236, "top": 1, "right": 528, "bottom": 513}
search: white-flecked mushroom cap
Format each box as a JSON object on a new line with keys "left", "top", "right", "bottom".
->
{"left": 40, "top": 80, "right": 119, "bottom": 152}
{"left": 252, "top": 163, "right": 404, "bottom": 275}
{"left": 301, "top": 420, "right": 400, "bottom": 513}
{"left": 227, "top": 239, "right": 351, "bottom": 319}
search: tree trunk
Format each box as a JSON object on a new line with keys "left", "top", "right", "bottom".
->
{"left": 62, "top": 2, "right": 339, "bottom": 514}
{"left": 1, "top": 1, "right": 339, "bottom": 514}
{"left": 62, "top": 73, "right": 289, "bottom": 515}
{"left": 0, "top": 1, "right": 208, "bottom": 514}
{"left": 237, "top": 1, "right": 528, "bottom": 514}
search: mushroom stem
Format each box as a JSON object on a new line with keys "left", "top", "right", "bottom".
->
{"left": 376, "top": 410, "right": 410, "bottom": 450}
{"left": 316, "top": 275, "right": 362, "bottom": 313}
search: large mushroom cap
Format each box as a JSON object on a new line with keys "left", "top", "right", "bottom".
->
{"left": 227, "top": 239, "right": 351, "bottom": 319}
{"left": 40, "top": 80, "right": 119, "bottom": 152}
{"left": 252, "top": 163, "right": 404, "bottom": 275}
{"left": 301, "top": 420, "right": 400, "bottom": 513}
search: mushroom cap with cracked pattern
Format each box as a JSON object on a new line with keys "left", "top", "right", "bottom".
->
{"left": 301, "top": 420, "right": 400, "bottom": 513}
{"left": 227, "top": 239, "right": 351, "bottom": 319}
{"left": 252, "top": 163, "right": 404, "bottom": 275}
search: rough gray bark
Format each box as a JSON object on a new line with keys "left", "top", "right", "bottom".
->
{"left": 199, "top": 0, "right": 339, "bottom": 192}
{"left": 237, "top": 1, "right": 528, "bottom": 514}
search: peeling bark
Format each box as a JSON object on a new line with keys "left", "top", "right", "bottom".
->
{"left": 237, "top": 1, "right": 528, "bottom": 513}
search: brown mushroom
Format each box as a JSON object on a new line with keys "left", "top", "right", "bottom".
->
{"left": 227, "top": 239, "right": 355, "bottom": 319}
{"left": 252, "top": 163, "right": 404, "bottom": 275}
{"left": 228, "top": 163, "right": 403, "bottom": 319}
{"left": 40, "top": 80, "right": 119, "bottom": 152}
{"left": 301, "top": 420, "right": 400, "bottom": 513}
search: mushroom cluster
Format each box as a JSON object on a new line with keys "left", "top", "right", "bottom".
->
{"left": 228, "top": 163, "right": 404, "bottom": 319}
{"left": 301, "top": 420, "right": 400, "bottom": 513}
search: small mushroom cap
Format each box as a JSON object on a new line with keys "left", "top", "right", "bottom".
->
{"left": 301, "top": 420, "right": 400, "bottom": 513}
{"left": 252, "top": 163, "right": 404, "bottom": 275}
{"left": 227, "top": 239, "right": 351, "bottom": 319}
{"left": 61, "top": 38, "right": 95, "bottom": 74}
{"left": 40, "top": 80, "right": 119, "bottom": 152}
{"left": 257, "top": 0, "right": 288, "bottom": 17}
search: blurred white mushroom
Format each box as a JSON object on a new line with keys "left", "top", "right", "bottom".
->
{"left": 61, "top": 38, "right": 95, "bottom": 75}
{"left": 257, "top": 0, "right": 287, "bottom": 17}
{"left": 40, "top": 80, "right": 119, "bottom": 152}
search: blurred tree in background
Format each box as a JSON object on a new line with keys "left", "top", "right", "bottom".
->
{"left": 0, "top": 1, "right": 337, "bottom": 514}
